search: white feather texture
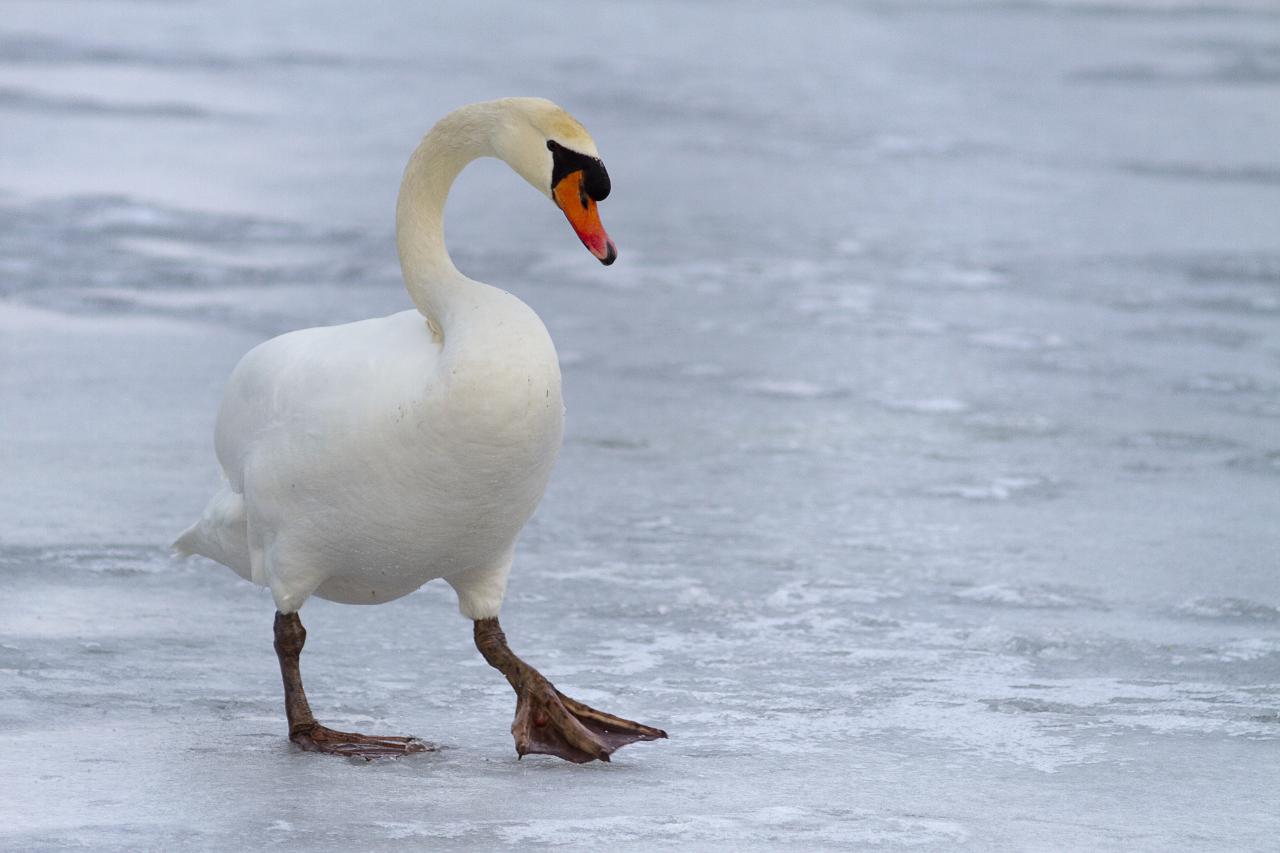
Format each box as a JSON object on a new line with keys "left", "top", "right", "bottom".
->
{"left": 176, "top": 99, "right": 594, "bottom": 618}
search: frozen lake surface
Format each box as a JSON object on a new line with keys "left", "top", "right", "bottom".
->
{"left": 2, "top": 1, "right": 1279, "bottom": 849}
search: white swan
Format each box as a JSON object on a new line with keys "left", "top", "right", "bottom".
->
{"left": 176, "top": 98, "right": 665, "bottom": 762}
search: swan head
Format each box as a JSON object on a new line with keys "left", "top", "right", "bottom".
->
{"left": 493, "top": 98, "right": 616, "bottom": 265}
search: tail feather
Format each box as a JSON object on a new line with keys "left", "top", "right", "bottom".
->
{"left": 173, "top": 485, "right": 253, "bottom": 581}
{"left": 172, "top": 524, "right": 202, "bottom": 558}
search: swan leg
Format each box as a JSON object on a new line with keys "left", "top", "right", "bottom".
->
{"left": 273, "top": 611, "right": 432, "bottom": 759}
{"left": 473, "top": 618, "right": 667, "bottom": 763}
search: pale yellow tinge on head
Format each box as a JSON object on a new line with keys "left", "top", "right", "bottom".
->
{"left": 542, "top": 112, "right": 597, "bottom": 156}
{"left": 508, "top": 97, "right": 598, "bottom": 154}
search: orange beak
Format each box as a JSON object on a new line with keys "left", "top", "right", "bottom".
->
{"left": 553, "top": 171, "right": 616, "bottom": 265}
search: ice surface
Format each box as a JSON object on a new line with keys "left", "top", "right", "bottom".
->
{"left": 1, "top": 1, "right": 1278, "bottom": 850}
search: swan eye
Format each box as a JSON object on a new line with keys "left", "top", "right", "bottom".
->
{"left": 547, "top": 139, "right": 611, "bottom": 201}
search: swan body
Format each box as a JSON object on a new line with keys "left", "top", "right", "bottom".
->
{"left": 177, "top": 98, "right": 607, "bottom": 618}
{"left": 179, "top": 301, "right": 561, "bottom": 615}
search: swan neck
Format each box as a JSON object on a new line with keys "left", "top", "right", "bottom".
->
{"left": 396, "top": 107, "right": 499, "bottom": 319}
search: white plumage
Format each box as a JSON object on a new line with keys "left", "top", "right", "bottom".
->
{"left": 177, "top": 98, "right": 587, "bottom": 619}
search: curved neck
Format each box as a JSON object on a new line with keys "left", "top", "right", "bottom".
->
{"left": 395, "top": 105, "right": 501, "bottom": 321}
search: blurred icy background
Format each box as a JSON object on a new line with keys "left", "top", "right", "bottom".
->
{"left": 1, "top": 0, "right": 1278, "bottom": 849}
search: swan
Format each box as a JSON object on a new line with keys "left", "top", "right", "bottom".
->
{"left": 176, "top": 98, "right": 666, "bottom": 762}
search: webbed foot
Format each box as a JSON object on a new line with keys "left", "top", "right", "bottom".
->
{"left": 274, "top": 611, "right": 432, "bottom": 761}
{"left": 474, "top": 618, "right": 667, "bottom": 763}
{"left": 290, "top": 722, "right": 433, "bottom": 760}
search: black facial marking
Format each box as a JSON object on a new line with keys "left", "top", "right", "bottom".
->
{"left": 548, "top": 139, "right": 610, "bottom": 201}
